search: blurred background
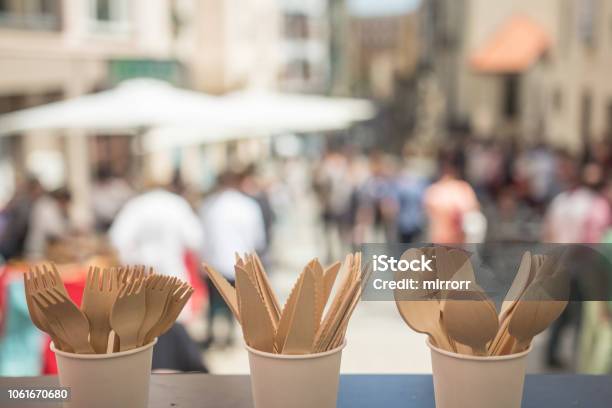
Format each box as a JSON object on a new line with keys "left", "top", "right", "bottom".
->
{"left": 0, "top": 0, "right": 611, "bottom": 377}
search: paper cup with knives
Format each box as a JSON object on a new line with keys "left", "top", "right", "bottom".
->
{"left": 204, "top": 252, "right": 365, "bottom": 408}
{"left": 24, "top": 264, "right": 193, "bottom": 408}
{"left": 394, "top": 248, "right": 569, "bottom": 408}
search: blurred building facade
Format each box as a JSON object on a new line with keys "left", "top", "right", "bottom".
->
{"left": 0, "top": 0, "right": 340, "bottom": 211}
{"left": 186, "top": 0, "right": 280, "bottom": 94}
{"left": 278, "top": 0, "right": 331, "bottom": 93}
{"left": 349, "top": 9, "right": 419, "bottom": 99}
{"left": 0, "top": 0, "right": 175, "bottom": 211}
{"left": 423, "top": 0, "right": 612, "bottom": 152}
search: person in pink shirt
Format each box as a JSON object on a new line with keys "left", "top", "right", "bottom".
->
{"left": 424, "top": 153, "right": 480, "bottom": 244}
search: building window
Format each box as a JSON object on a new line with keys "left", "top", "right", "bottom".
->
{"left": 552, "top": 88, "right": 563, "bottom": 113}
{"left": 559, "top": 0, "right": 573, "bottom": 53}
{"left": 284, "top": 13, "right": 309, "bottom": 39}
{"left": 503, "top": 75, "right": 520, "bottom": 119}
{"left": 606, "top": 100, "right": 612, "bottom": 135}
{"left": 0, "top": 0, "right": 61, "bottom": 30}
{"left": 580, "top": 91, "right": 593, "bottom": 142}
{"left": 283, "top": 59, "right": 311, "bottom": 82}
{"left": 578, "top": 0, "right": 599, "bottom": 48}
{"left": 88, "top": 0, "right": 130, "bottom": 34}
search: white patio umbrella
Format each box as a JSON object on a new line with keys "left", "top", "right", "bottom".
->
{"left": 222, "top": 89, "right": 375, "bottom": 133}
{"left": 0, "top": 78, "right": 227, "bottom": 135}
{"left": 143, "top": 89, "right": 376, "bottom": 151}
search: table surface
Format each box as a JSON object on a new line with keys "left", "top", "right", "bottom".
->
{"left": 1, "top": 374, "right": 611, "bottom": 407}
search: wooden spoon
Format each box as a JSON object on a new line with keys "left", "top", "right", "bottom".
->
{"left": 435, "top": 246, "right": 473, "bottom": 281}
{"left": 499, "top": 252, "right": 534, "bottom": 323}
{"left": 395, "top": 249, "right": 453, "bottom": 350}
{"left": 394, "top": 250, "right": 453, "bottom": 351}
{"left": 508, "top": 278, "right": 568, "bottom": 353}
{"left": 488, "top": 252, "right": 534, "bottom": 355}
{"left": 442, "top": 286, "right": 499, "bottom": 356}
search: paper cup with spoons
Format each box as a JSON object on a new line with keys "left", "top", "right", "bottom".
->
{"left": 204, "top": 252, "right": 364, "bottom": 408}
{"left": 24, "top": 264, "right": 193, "bottom": 408}
{"left": 394, "top": 248, "right": 569, "bottom": 408}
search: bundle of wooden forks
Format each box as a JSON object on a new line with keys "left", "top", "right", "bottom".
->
{"left": 203, "top": 252, "right": 365, "bottom": 355}
{"left": 24, "top": 263, "right": 193, "bottom": 354}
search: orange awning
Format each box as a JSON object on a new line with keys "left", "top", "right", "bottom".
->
{"left": 470, "top": 15, "right": 551, "bottom": 74}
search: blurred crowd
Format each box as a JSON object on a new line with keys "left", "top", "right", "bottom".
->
{"left": 0, "top": 134, "right": 611, "bottom": 376}
{"left": 313, "top": 137, "right": 612, "bottom": 254}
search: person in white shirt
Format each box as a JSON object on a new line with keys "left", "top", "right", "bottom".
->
{"left": 199, "top": 171, "right": 266, "bottom": 347}
{"left": 109, "top": 188, "right": 203, "bottom": 287}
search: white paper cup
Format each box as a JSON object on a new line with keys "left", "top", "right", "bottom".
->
{"left": 246, "top": 341, "right": 346, "bottom": 408}
{"left": 428, "top": 339, "right": 532, "bottom": 408}
{"left": 51, "top": 339, "right": 157, "bottom": 408}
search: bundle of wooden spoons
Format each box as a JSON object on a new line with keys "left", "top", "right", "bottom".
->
{"left": 203, "top": 252, "right": 364, "bottom": 354}
{"left": 395, "top": 247, "right": 569, "bottom": 356}
{"left": 24, "top": 263, "right": 193, "bottom": 354}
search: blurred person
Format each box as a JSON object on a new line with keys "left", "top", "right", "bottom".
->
{"left": 578, "top": 174, "right": 612, "bottom": 374}
{"left": 484, "top": 185, "right": 540, "bottom": 242}
{"left": 239, "top": 164, "right": 275, "bottom": 259}
{"left": 313, "top": 150, "right": 354, "bottom": 260}
{"left": 109, "top": 186, "right": 206, "bottom": 372}
{"left": 199, "top": 170, "right": 265, "bottom": 348}
{"left": 543, "top": 157, "right": 611, "bottom": 368}
{"left": 424, "top": 152, "right": 480, "bottom": 244}
{"left": 543, "top": 157, "right": 610, "bottom": 244}
{"left": 395, "top": 163, "right": 429, "bottom": 243}
{"left": 465, "top": 139, "right": 505, "bottom": 200}
{"left": 109, "top": 187, "right": 203, "bottom": 285}
{"left": 514, "top": 143, "right": 559, "bottom": 209}
{"left": 91, "top": 165, "right": 133, "bottom": 232}
{"left": 0, "top": 177, "right": 44, "bottom": 261}
{"left": 354, "top": 152, "right": 399, "bottom": 244}
{"left": 24, "top": 187, "right": 71, "bottom": 260}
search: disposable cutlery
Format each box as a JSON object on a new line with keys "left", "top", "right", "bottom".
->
{"left": 33, "top": 287, "right": 94, "bottom": 354}
{"left": 110, "top": 271, "right": 147, "bottom": 351}
{"left": 207, "top": 252, "right": 363, "bottom": 355}
{"left": 137, "top": 275, "right": 177, "bottom": 346}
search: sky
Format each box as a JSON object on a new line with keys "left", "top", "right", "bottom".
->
{"left": 348, "top": 0, "right": 422, "bottom": 17}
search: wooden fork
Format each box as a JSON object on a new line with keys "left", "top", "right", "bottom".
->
{"left": 144, "top": 283, "right": 193, "bottom": 344}
{"left": 137, "top": 274, "right": 176, "bottom": 346}
{"left": 81, "top": 267, "right": 120, "bottom": 353}
{"left": 24, "top": 268, "right": 71, "bottom": 352}
{"left": 33, "top": 287, "right": 94, "bottom": 354}
{"left": 110, "top": 274, "right": 147, "bottom": 351}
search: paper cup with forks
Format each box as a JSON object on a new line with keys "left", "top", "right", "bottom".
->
{"left": 246, "top": 341, "right": 346, "bottom": 408}
{"left": 427, "top": 339, "right": 532, "bottom": 408}
{"left": 51, "top": 338, "right": 157, "bottom": 408}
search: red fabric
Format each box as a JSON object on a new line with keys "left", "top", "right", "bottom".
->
{"left": 0, "top": 266, "right": 8, "bottom": 337}
{"left": 184, "top": 251, "right": 207, "bottom": 318}
{"left": 42, "top": 277, "right": 86, "bottom": 375}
